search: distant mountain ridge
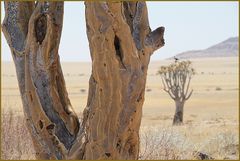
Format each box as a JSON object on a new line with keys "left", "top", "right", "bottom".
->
{"left": 171, "top": 37, "right": 238, "bottom": 59}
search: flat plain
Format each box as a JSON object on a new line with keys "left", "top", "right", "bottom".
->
{"left": 1, "top": 57, "right": 239, "bottom": 159}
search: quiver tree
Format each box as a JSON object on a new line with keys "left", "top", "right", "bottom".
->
{"left": 157, "top": 61, "right": 195, "bottom": 125}
{"left": 2, "top": 1, "right": 165, "bottom": 160}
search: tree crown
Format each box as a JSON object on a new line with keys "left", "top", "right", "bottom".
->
{"left": 157, "top": 60, "right": 195, "bottom": 101}
{"left": 157, "top": 60, "right": 195, "bottom": 76}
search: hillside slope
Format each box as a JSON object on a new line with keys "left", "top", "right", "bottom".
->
{"left": 172, "top": 37, "right": 238, "bottom": 59}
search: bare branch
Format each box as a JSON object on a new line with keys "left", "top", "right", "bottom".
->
{"left": 160, "top": 76, "right": 167, "bottom": 90}
{"left": 185, "top": 89, "right": 193, "bottom": 100}
{"left": 165, "top": 89, "right": 176, "bottom": 100}
{"left": 184, "top": 76, "right": 192, "bottom": 96}
{"left": 160, "top": 75, "right": 176, "bottom": 100}
{"left": 145, "top": 26, "right": 165, "bottom": 53}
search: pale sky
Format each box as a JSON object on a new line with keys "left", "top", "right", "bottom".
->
{"left": 1, "top": 1, "right": 238, "bottom": 62}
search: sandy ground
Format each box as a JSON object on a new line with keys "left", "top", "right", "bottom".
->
{"left": 1, "top": 57, "right": 239, "bottom": 157}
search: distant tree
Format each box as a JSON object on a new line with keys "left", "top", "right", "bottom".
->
{"left": 157, "top": 61, "right": 195, "bottom": 125}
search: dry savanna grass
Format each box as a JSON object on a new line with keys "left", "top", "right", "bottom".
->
{"left": 1, "top": 57, "right": 239, "bottom": 160}
{"left": 1, "top": 109, "right": 238, "bottom": 160}
{"left": 1, "top": 108, "right": 35, "bottom": 160}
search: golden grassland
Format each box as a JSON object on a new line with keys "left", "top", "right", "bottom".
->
{"left": 1, "top": 57, "right": 239, "bottom": 159}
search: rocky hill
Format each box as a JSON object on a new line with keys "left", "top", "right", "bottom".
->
{"left": 171, "top": 37, "right": 238, "bottom": 59}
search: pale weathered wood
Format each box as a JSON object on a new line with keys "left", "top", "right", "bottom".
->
{"left": 82, "top": 2, "right": 164, "bottom": 159}
{"left": 2, "top": 2, "right": 80, "bottom": 159}
{"left": 2, "top": 1, "right": 165, "bottom": 160}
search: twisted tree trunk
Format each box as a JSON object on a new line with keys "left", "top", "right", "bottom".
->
{"left": 2, "top": 1, "right": 164, "bottom": 160}
{"left": 2, "top": 2, "right": 79, "bottom": 159}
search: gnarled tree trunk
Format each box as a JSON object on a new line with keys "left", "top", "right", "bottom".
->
{"left": 82, "top": 2, "right": 164, "bottom": 159}
{"left": 2, "top": 2, "right": 80, "bottom": 159}
{"left": 2, "top": 1, "right": 164, "bottom": 160}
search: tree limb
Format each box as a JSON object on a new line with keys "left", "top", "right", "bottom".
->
{"left": 164, "top": 88, "right": 176, "bottom": 100}
{"left": 185, "top": 89, "right": 193, "bottom": 100}
{"left": 184, "top": 76, "right": 192, "bottom": 96}
{"left": 145, "top": 26, "right": 165, "bottom": 53}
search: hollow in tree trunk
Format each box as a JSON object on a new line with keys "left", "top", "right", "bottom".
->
{"left": 2, "top": 1, "right": 165, "bottom": 160}
{"left": 2, "top": 2, "right": 80, "bottom": 159}
{"left": 82, "top": 2, "right": 164, "bottom": 159}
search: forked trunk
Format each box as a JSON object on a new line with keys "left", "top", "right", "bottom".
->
{"left": 173, "top": 101, "right": 184, "bottom": 125}
{"left": 2, "top": 1, "right": 164, "bottom": 160}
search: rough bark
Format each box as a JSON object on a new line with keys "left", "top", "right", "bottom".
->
{"left": 81, "top": 2, "right": 164, "bottom": 160}
{"left": 173, "top": 101, "right": 184, "bottom": 125}
{"left": 2, "top": 1, "right": 164, "bottom": 160}
{"left": 2, "top": 2, "right": 80, "bottom": 159}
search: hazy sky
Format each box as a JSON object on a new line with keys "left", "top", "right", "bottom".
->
{"left": 1, "top": 1, "right": 238, "bottom": 62}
